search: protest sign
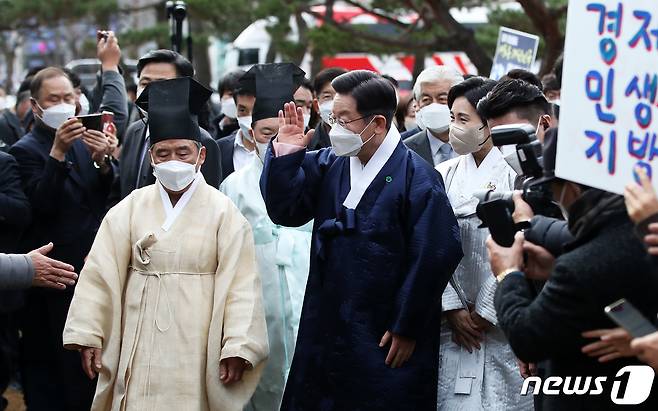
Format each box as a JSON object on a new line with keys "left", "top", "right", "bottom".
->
{"left": 490, "top": 27, "right": 540, "bottom": 80}
{"left": 557, "top": 0, "right": 658, "bottom": 194}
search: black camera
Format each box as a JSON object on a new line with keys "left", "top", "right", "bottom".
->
{"left": 475, "top": 124, "right": 562, "bottom": 247}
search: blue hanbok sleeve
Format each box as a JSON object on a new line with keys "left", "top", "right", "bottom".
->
{"left": 390, "top": 183, "right": 463, "bottom": 339}
{"left": 259, "top": 143, "right": 336, "bottom": 227}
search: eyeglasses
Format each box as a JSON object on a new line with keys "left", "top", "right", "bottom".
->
{"left": 327, "top": 113, "right": 372, "bottom": 128}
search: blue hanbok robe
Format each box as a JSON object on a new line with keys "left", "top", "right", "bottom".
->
{"left": 259, "top": 128, "right": 463, "bottom": 411}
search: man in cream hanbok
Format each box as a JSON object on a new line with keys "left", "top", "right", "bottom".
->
{"left": 436, "top": 77, "right": 532, "bottom": 410}
{"left": 220, "top": 63, "right": 312, "bottom": 411}
{"left": 63, "top": 77, "right": 269, "bottom": 411}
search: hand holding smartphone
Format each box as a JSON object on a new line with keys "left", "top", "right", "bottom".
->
{"left": 605, "top": 299, "right": 657, "bottom": 338}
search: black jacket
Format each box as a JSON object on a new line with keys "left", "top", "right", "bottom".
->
{"left": 307, "top": 121, "right": 331, "bottom": 151}
{"left": 0, "top": 151, "right": 30, "bottom": 252}
{"left": 213, "top": 114, "right": 239, "bottom": 140}
{"left": 89, "top": 70, "right": 129, "bottom": 139}
{"left": 525, "top": 215, "right": 574, "bottom": 257}
{"left": 400, "top": 126, "right": 421, "bottom": 140}
{"left": 403, "top": 130, "right": 434, "bottom": 166}
{"left": 217, "top": 131, "right": 237, "bottom": 179}
{"left": 9, "top": 123, "right": 108, "bottom": 411}
{"left": 0, "top": 110, "right": 24, "bottom": 151}
{"left": 495, "top": 191, "right": 658, "bottom": 410}
{"left": 9, "top": 123, "right": 113, "bottom": 271}
{"left": 117, "top": 119, "right": 223, "bottom": 200}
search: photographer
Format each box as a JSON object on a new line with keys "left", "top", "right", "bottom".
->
{"left": 486, "top": 130, "right": 658, "bottom": 410}
{"left": 479, "top": 79, "right": 574, "bottom": 258}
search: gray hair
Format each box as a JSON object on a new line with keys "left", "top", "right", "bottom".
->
{"left": 413, "top": 66, "right": 464, "bottom": 101}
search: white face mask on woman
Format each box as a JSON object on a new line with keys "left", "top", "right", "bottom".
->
{"left": 36, "top": 102, "right": 76, "bottom": 130}
{"left": 448, "top": 123, "right": 490, "bottom": 155}
{"left": 151, "top": 150, "right": 201, "bottom": 192}
{"left": 329, "top": 117, "right": 376, "bottom": 157}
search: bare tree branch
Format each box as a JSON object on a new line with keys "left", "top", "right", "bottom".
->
{"left": 516, "top": 0, "right": 565, "bottom": 74}
{"left": 341, "top": 0, "right": 411, "bottom": 29}
{"left": 302, "top": 7, "right": 434, "bottom": 50}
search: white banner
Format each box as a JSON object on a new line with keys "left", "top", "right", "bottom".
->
{"left": 557, "top": 0, "right": 658, "bottom": 194}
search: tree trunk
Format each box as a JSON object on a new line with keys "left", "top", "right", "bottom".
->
{"left": 412, "top": 49, "right": 426, "bottom": 84}
{"left": 516, "top": 0, "right": 565, "bottom": 75}
{"left": 192, "top": 34, "right": 211, "bottom": 87}
{"left": 425, "top": 0, "right": 492, "bottom": 75}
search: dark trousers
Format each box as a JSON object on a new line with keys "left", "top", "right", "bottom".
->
{"left": 19, "top": 289, "right": 95, "bottom": 411}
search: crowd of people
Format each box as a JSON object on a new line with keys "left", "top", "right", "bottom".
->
{"left": 0, "top": 28, "right": 658, "bottom": 411}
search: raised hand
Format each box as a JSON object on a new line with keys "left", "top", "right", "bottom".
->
{"left": 277, "top": 102, "right": 314, "bottom": 147}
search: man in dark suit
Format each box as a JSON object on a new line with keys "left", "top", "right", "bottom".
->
{"left": 216, "top": 82, "right": 257, "bottom": 178}
{"left": 212, "top": 69, "right": 244, "bottom": 140}
{"left": 0, "top": 150, "right": 30, "bottom": 410}
{"left": 9, "top": 67, "right": 115, "bottom": 411}
{"left": 0, "top": 109, "right": 24, "bottom": 152}
{"left": 308, "top": 67, "right": 346, "bottom": 150}
{"left": 118, "top": 50, "right": 222, "bottom": 199}
{"left": 217, "top": 130, "right": 238, "bottom": 178}
{"left": 0, "top": 151, "right": 30, "bottom": 251}
{"left": 403, "top": 66, "right": 463, "bottom": 167}
{"left": 487, "top": 131, "right": 658, "bottom": 410}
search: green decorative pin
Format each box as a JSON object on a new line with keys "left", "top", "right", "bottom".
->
{"left": 385, "top": 176, "right": 393, "bottom": 183}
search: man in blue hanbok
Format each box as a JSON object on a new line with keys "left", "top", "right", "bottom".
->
{"left": 260, "top": 70, "right": 463, "bottom": 411}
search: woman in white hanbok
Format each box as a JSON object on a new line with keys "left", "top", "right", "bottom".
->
{"left": 436, "top": 77, "right": 533, "bottom": 411}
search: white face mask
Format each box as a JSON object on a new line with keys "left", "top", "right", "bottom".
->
{"left": 221, "top": 97, "right": 237, "bottom": 119}
{"left": 404, "top": 118, "right": 417, "bottom": 131}
{"left": 319, "top": 100, "right": 333, "bottom": 123}
{"left": 448, "top": 123, "right": 489, "bottom": 155}
{"left": 418, "top": 103, "right": 451, "bottom": 134}
{"left": 78, "top": 93, "right": 90, "bottom": 116}
{"left": 151, "top": 150, "right": 200, "bottom": 192}
{"left": 329, "top": 117, "right": 376, "bottom": 157}
{"left": 238, "top": 116, "right": 253, "bottom": 142}
{"left": 37, "top": 102, "right": 76, "bottom": 130}
{"left": 255, "top": 140, "right": 269, "bottom": 162}
{"left": 303, "top": 113, "right": 311, "bottom": 129}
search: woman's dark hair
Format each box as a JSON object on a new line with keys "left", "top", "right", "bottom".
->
{"left": 447, "top": 76, "right": 497, "bottom": 122}
{"left": 137, "top": 49, "right": 194, "bottom": 78}
{"left": 331, "top": 70, "right": 397, "bottom": 127}
{"left": 395, "top": 95, "right": 413, "bottom": 132}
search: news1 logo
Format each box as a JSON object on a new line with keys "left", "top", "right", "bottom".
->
{"left": 521, "top": 366, "right": 655, "bottom": 405}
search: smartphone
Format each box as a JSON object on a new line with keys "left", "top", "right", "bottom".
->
{"left": 604, "top": 299, "right": 657, "bottom": 338}
{"left": 77, "top": 114, "right": 103, "bottom": 132}
{"left": 101, "top": 111, "right": 115, "bottom": 133}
